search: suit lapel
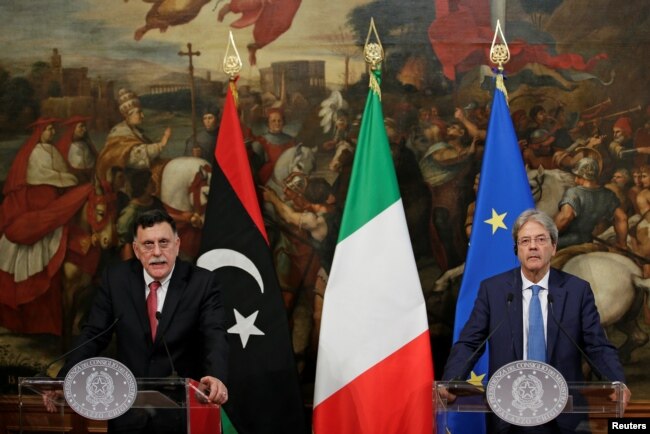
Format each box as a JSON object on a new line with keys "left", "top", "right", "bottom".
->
{"left": 508, "top": 270, "right": 524, "bottom": 360}
{"left": 127, "top": 260, "right": 151, "bottom": 345}
{"left": 546, "top": 268, "right": 567, "bottom": 362}
{"left": 154, "top": 260, "right": 188, "bottom": 345}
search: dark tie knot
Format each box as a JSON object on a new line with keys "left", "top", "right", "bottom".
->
{"left": 149, "top": 281, "right": 161, "bottom": 292}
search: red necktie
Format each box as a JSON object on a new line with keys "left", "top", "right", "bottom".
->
{"left": 147, "top": 281, "right": 161, "bottom": 341}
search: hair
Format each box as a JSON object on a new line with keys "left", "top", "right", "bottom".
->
{"left": 613, "top": 167, "right": 631, "bottom": 182}
{"left": 267, "top": 107, "right": 284, "bottom": 119}
{"left": 529, "top": 105, "right": 546, "bottom": 120}
{"left": 639, "top": 165, "right": 650, "bottom": 175}
{"left": 304, "top": 177, "right": 332, "bottom": 204}
{"left": 512, "top": 209, "right": 558, "bottom": 246}
{"left": 132, "top": 209, "right": 177, "bottom": 237}
{"left": 202, "top": 104, "right": 220, "bottom": 117}
{"left": 448, "top": 121, "right": 466, "bottom": 135}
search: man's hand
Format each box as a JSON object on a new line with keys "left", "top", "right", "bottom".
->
{"left": 261, "top": 186, "right": 279, "bottom": 204}
{"left": 42, "top": 390, "right": 64, "bottom": 413}
{"left": 200, "top": 376, "right": 228, "bottom": 405}
{"left": 161, "top": 127, "right": 172, "bottom": 147}
{"left": 437, "top": 386, "right": 457, "bottom": 404}
{"left": 609, "top": 384, "right": 631, "bottom": 413}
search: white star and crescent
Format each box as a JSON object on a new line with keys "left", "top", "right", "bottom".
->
{"left": 484, "top": 208, "right": 508, "bottom": 234}
{"left": 197, "top": 248, "right": 266, "bottom": 348}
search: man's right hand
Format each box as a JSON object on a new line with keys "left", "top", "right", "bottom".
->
{"left": 42, "top": 390, "right": 64, "bottom": 413}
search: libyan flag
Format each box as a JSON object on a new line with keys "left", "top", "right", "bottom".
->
{"left": 197, "top": 80, "right": 305, "bottom": 434}
{"left": 312, "top": 68, "right": 434, "bottom": 433}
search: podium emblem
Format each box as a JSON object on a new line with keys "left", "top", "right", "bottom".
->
{"left": 64, "top": 357, "right": 137, "bottom": 420}
{"left": 486, "top": 361, "right": 568, "bottom": 427}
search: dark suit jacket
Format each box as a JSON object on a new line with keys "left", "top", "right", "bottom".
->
{"left": 442, "top": 267, "right": 625, "bottom": 432}
{"left": 59, "top": 258, "right": 228, "bottom": 432}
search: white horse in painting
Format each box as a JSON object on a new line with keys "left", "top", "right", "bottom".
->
{"left": 264, "top": 144, "right": 317, "bottom": 201}
{"left": 526, "top": 166, "right": 575, "bottom": 217}
{"left": 160, "top": 156, "right": 211, "bottom": 259}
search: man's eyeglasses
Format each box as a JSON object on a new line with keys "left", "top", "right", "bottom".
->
{"left": 517, "top": 235, "right": 550, "bottom": 247}
{"left": 138, "top": 239, "right": 172, "bottom": 252}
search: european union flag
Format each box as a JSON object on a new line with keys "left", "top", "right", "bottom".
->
{"left": 447, "top": 77, "right": 534, "bottom": 434}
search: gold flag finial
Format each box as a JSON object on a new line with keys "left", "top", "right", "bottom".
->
{"left": 223, "top": 31, "right": 243, "bottom": 78}
{"left": 223, "top": 31, "right": 242, "bottom": 105}
{"left": 489, "top": 20, "right": 510, "bottom": 101}
{"left": 364, "top": 18, "right": 384, "bottom": 98}
{"left": 490, "top": 19, "right": 510, "bottom": 70}
{"left": 364, "top": 17, "right": 384, "bottom": 70}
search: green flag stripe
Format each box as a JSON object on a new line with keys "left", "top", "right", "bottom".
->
{"left": 221, "top": 408, "right": 238, "bottom": 434}
{"left": 338, "top": 69, "right": 400, "bottom": 242}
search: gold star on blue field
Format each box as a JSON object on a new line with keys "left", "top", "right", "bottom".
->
{"left": 484, "top": 208, "right": 507, "bottom": 234}
{"left": 467, "top": 371, "right": 486, "bottom": 388}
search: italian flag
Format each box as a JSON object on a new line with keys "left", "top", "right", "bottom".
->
{"left": 313, "top": 68, "right": 434, "bottom": 434}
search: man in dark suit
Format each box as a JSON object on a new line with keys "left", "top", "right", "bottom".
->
{"left": 442, "top": 209, "right": 631, "bottom": 433}
{"left": 47, "top": 209, "right": 228, "bottom": 432}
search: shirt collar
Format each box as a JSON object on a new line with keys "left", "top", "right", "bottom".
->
{"left": 143, "top": 266, "right": 174, "bottom": 289}
{"left": 521, "top": 269, "right": 550, "bottom": 291}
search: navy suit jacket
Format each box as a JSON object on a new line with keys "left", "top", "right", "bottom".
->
{"left": 60, "top": 258, "right": 229, "bottom": 382}
{"left": 443, "top": 267, "right": 625, "bottom": 432}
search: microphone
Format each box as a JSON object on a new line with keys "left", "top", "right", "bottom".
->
{"left": 156, "top": 312, "right": 178, "bottom": 378}
{"left": 547, "top": 294, "right": 608, "bottom": 381}
{"left": 37, "top": 316, "right": 121, "bottom": 377}
{"left": 451, "top": 293, "right": 514, "bottom": 381}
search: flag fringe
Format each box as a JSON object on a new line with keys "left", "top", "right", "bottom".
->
{"left": 495, "top": 73, "right": 508, "bottom": 106}
{"left": 369, "top": 73, "right": 381, "bottom": 100}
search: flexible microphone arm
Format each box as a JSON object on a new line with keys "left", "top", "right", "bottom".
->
{"left": 452, "top": 293, "right": 514, "bottom": 381}
{"left": 547, "top": 294, "right": 608, "bottom": 381}
{"left": 37, "top": 316, "right": 121, "bottom": 377}
{"left": 156, "top": 312, "right": 178, "bottom": 378}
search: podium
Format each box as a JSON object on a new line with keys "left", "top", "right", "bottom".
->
{"left": 17, "top": 377, "right": 221, "bottom": 434}
{"left": 435, "top": 380, "right": 626, "bottom": 434}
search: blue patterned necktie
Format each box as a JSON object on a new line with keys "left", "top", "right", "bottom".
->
{"left": 527, "top": 285, "right": 546, "bottom": 362}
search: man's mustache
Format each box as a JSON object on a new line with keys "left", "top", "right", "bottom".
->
{"left": 149, "top": 258, "right": 167, "bottom": 265}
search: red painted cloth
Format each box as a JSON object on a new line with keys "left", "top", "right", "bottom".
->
{"left": 226, "top": 0, "right": 302, "bottom": 64}
{"left": 0, "top": 117, "right": 91, "bottom": 334}
{"left": 428, "top": 0, "right": 606, "bottom": 80}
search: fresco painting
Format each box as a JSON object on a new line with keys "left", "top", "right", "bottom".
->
{"left": 0, "top": 0, "right": 649, "bottom": 403}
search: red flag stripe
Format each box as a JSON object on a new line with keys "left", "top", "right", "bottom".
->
{"left": 215, "top": 85, "right": 268, "bottom": 244}
{"left": 313, "top": 332, "right": 433, "bottom": 434}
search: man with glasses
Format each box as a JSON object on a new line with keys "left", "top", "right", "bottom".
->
{"left": 51, "top": 209, "right": 229, "bottom": 433}
{"left": 442, "top": 209, "right": 630, "bottom": 433}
